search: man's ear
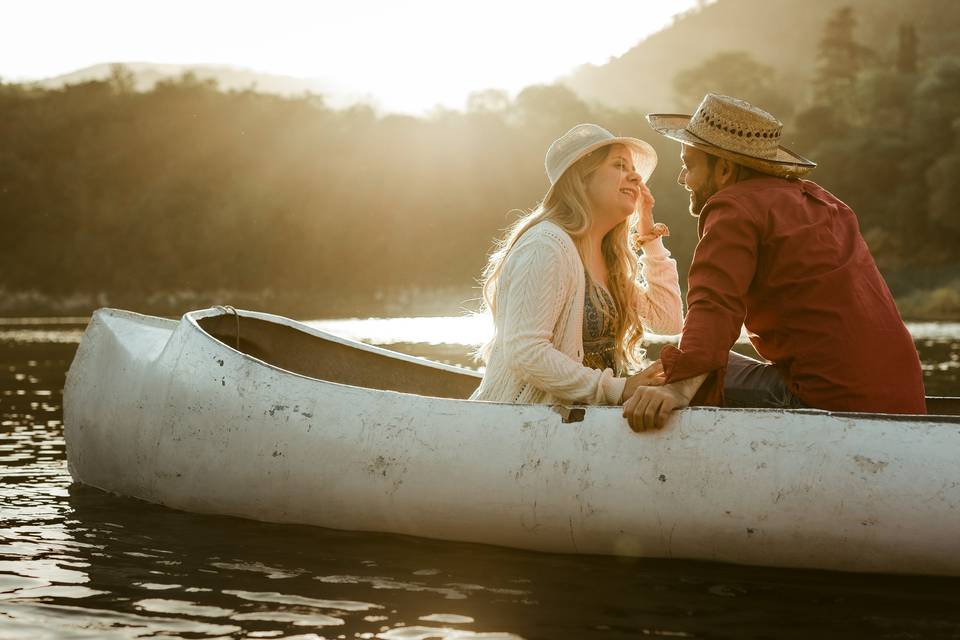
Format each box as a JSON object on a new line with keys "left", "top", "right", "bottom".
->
{"left": 714, "top": 157, "right": 739, "bottom": 188}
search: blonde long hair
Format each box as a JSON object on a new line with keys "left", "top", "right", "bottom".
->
{"left": 479, "top": 145, "right": 646, "bottom": 373}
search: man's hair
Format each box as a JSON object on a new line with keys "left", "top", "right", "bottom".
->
{"left": 704, "top": 152, "right": 766, "bottom": 181}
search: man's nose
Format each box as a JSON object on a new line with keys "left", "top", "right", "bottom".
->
{"left": 677, "top": 168, "right": 686, "bottom": 186}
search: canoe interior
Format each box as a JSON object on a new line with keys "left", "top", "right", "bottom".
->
{"left": 925, "top": 396, "right": 960, "bottom": 416}
{"left": 198, "top": 314, "right": 480, "bottom": 400}
{"left": 197, "top": 312, "right": 960, "bottom": 415}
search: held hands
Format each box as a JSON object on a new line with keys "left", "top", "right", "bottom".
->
{"left": 622, "top": 372, "right": 707, "bottom": 433}
{"left": 622, "top": 384, "right": 690, "bottom": 432}
{"left": 620, "top": 360, "right": 665, "bottom": 403}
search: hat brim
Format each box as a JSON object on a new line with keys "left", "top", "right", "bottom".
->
{"left": 543, "top": 136, "right": 658, "bottom": 205}
{"left": 646, "top": 113, "right": 816, "bottom": 179}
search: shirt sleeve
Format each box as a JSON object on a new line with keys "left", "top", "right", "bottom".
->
{"left": 499, "top": 234, "right": 626, "bottom": 405}
{"left": 660, "top": 196, "right": 760, "bottom": 404}
{"left": 636, "top": 237, "right": 683, "bottom": 335}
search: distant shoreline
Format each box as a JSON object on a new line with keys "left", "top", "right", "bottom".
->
{"left": 0, "top": 287, "right": 482, "bottom": 321}
{"left": 0, "top": 286, "right": 956, "bottom": 323}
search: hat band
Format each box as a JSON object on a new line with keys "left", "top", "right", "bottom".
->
{"left": 687, "top": 114, "right": 780, "bottom": 161}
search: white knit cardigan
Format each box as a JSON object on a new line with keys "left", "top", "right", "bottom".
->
{"left": 470, "top": 220, "right": 682, "bottom": 405}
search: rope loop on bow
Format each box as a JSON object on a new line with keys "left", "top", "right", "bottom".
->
{"left": 214, "top": 305, "right": 240, "bottom": 351}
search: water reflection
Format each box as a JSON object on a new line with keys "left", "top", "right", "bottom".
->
{"left": 310, "top": 318, "right": 960, "bottom": 349}
{"left": 16, "top": 480, "right": 545, "bottom": 638}
{"left": 2, "top": 325, "right": 960, "bottom": 639}
{"left": 4, "top": 477, "right": 960, "bottom": 639}
{"left": 9, "top": 315, "right": 957, "bottom": 348}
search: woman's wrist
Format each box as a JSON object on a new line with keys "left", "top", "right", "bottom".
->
{"left": 632, "top": 223, "right": 670, "bottom": 254}
{"left": 637, "top": 236, "right": 669, "bottom": 257}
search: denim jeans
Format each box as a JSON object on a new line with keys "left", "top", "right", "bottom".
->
{"left": 723, "top": 350, "right": 808, "bottom": 409}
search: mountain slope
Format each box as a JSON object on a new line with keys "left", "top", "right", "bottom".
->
{"left": 562, "top": 0, "right": 960, "bottom": 113}
{"left": 32, "top": 62, "right": 362, "bottom": 106}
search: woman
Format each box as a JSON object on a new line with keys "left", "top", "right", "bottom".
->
{"left": 470, "top": 123, "right": 682, "bottom": 405}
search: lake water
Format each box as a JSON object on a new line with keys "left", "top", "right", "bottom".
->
{"left": 2, "top": 316, "right": 959, "bottom": 639}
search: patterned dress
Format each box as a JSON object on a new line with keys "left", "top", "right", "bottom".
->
{"left": 582, "top": 275, "right": 619, "bottom": 375}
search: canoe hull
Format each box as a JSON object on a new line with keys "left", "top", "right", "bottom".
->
{"left": 64, "top": 309, "right": 960, "bottom": 576}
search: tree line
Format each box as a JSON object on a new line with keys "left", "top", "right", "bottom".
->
{"left": 1, "top": 6, "right": 957, "bottom": 318}
{"left": 671, "top": 6, "right": 960, "bottom": 302}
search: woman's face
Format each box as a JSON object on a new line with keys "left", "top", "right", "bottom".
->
{"left": 585, "top": 144, "right": 641, "bottom": 226}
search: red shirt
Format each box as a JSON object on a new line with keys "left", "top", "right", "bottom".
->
{"left": 660, "top": 177, "right": 926, "bottom": 414}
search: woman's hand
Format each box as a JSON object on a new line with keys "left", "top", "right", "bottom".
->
{"left": 619, "top": 360, "right": 665, "bottom": 403}
{"left": 637, "top": 181, "right": 655, "bottom": 229}
{"left": 633, "top": 181, "right": 669, "bottom": 248}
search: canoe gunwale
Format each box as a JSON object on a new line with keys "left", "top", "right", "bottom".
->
{"left": 187, "top": 308, "right": 959, "bottom": 422}
{"left": 95, "top": 307, "right": 958, "bottom": 422}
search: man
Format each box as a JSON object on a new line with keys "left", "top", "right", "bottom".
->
{"left": 624, "top": 93, "right": 925, "bottom": 431}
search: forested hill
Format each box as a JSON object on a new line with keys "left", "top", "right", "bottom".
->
{"left": 1, "top": 2, "right": 958, "bottom": 319}
{"left": 34, "top": 63, "right": 340, "bottom": 99}
{"left": 563, "top": 0, "right": 960, "bottom": 114}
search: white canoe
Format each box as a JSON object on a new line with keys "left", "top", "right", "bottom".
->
{"left": 64, "top": 308, "right": 960, "bottom": 576}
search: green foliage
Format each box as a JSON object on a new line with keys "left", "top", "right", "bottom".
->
{"left": 896, "top": 279, "right": 960, "bottom": 321}
{"left": 2, "top": 0, "right": 958, "bottom": 318}
{"left": 667, "top": 3, "right": 960, "bottom": 310}
{"left": 816, "top": 7, "right": 872, "bottom": 88}
{"left": 108, "top": 64, "right": 136, "bottom": 95}
{"left": 775, "top": 7, "right": 960, "bottom": 282}
{"left": 673, "top": 51, "right": 793, "bottom": 121}
{"left": 926, "top": 119, "right": 960, "bottom": 234}
{"left": 0, "top": 79, "right": 697, "bottom": 316}
{"left": 897, "top": 23, "right": 918, "bottom": 74}
{"left": 795, "top": 41, "right": 960, "bottom": 254}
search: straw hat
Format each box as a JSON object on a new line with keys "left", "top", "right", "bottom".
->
{"left": 544, "top": 124, "right": 658, "bottom": 203}
{"left": 646, "top": 93, "right": 815, "bottom": 178}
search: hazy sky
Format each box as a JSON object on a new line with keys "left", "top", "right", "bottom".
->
{"left": 3, "top": 0, "right": 698, "bottom": 113}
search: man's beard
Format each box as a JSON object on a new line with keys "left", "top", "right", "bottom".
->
{"left": 689, "top": 179, "right": 719, "bottom": 217}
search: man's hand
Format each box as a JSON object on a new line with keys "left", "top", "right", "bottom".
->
{"left": 622, "top": 384, "right": 689, "bottom": 432}
{"left": 622, "top": 373, "right": 708, "bottom": 432}
{"left": 619, "top": 360, "right": 665, "bottom": 403}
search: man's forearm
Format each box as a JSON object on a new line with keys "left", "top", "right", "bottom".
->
{"left": 667, "top": 373, "right": 709, "bottom": 403}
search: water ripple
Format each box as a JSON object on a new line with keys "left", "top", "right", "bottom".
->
{"left": 1, "top": 327, "right": 959, "bottom": 639}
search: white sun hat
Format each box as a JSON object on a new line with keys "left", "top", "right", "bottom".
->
{"left": 543, "top": 123, "right": 658, "bottom": 204}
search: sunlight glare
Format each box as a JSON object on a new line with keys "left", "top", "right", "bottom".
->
{"left": 2, "top": 0, "right": 697, "bottom": 113}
